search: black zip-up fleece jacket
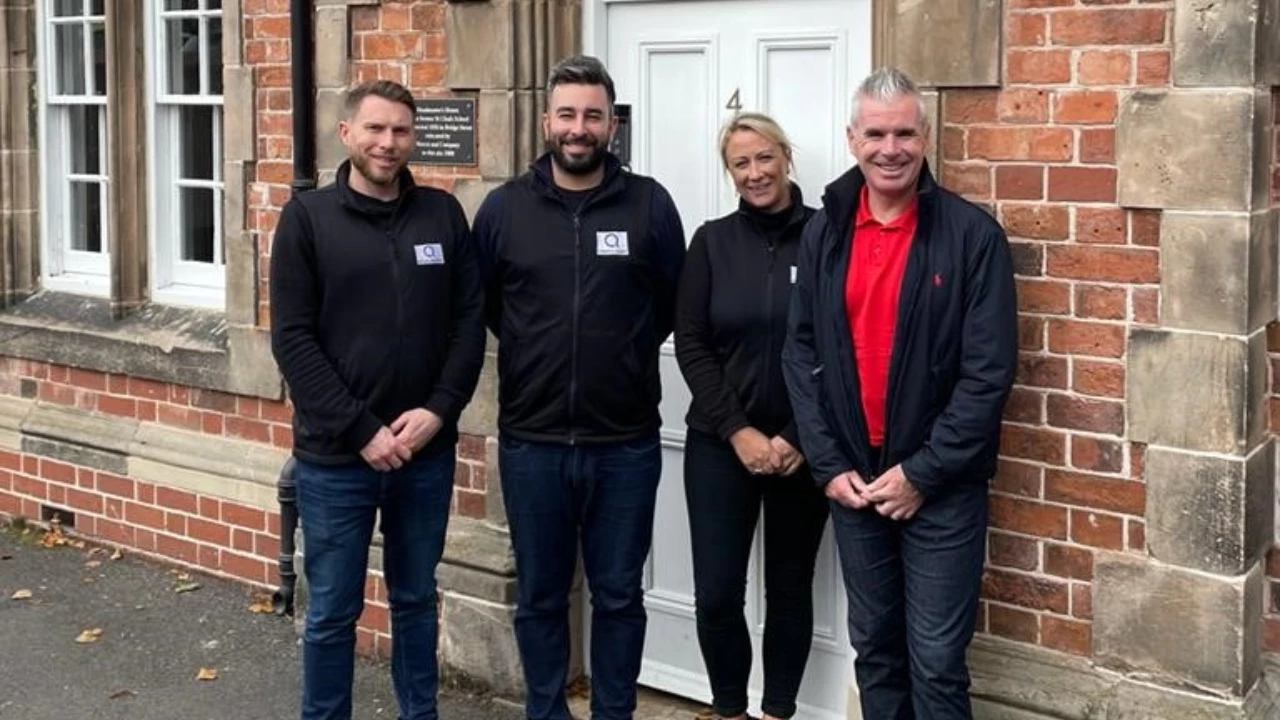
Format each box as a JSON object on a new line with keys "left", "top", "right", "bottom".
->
{"left": 675, "top": 183, "right": 814, "bottom": 448}
{"left": 473, "top": 153, "right": 686, "bottom": 444}
{"left": 782, "top": 163, "right": 1017, "bottom": 496}
{"left": 269, "top": 161, "right": 486, "bottom": 464}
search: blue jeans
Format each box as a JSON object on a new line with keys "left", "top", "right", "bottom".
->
{"left": 295, "top": 450, "right": 456, "bottom": 720}
{"left": 499, "top": 434, "right": 662, "bottom": 720}
{"left": 832, "top": 483, "right": 988, "bottom": 720}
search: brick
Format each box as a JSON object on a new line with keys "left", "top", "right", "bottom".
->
{"left": 191, "top": 389, "right": 238, "bottom": 413}
{"left": 1073, "top": 583, "right": 1094, "bottom": 619}
{"left": 255, "top": 66, "right": 291, "bottom": 88}
{"left": 1047, "top": 245, "right": 1157, "bottom": 283}
{"left": 944, "top": 90, "right": 998, "bottom": 124}
{"left": 1135, "top": 50, "right": 1171, "bottom": 86}
{"left": 1070, "top": 509, "right": 1124, "bottom": 550}
{"left": 990, "top": 495, "right": 1068, "bottom": 538}
{"left": 1075, "top": 285, "right": 1126, "bottom": 321}
{"left": 996, "top": 165, "right": 1044, "bottom": 200}
{"left": 941, "top": 164, "right": 991, "bottom": 198}
{"left": 454, "top": 462, "right": 473, "bottom": 489}
{"left": 1007, "top": 50, "right": 1072, "bottom": 84}
{"left": 988, "top": 603, "right": 1040, "bottom": 643}
{"left": 455, "top": 490, "right": 486, "bottom": 519}
{"left": 1075, "top": 207, "right": 1126, "bottom": 245}
{"left": 126, "top": 377, "right": 169, "bottom": 401}
{"left": 200, "top": 497, "right": 221, "bottom": 520}
{"left": 983, "top": 568, "right": 1069, "bottom": 613}
{"left": 1005, "top": 388, "right": 1044, "bottom": 424}
{"left": 1046, "top": 470, "right": 1145, "bottom": 515}
{"left": 998, "top": 89, "right": 1050, "bottom": 124}
{"left": 40, "top": 459, "right": 76, "bottom": 485}
{"left": 968, "top": 127, "right": 1073, "bottom": 161}
{"left": 125, "top": 502, "right": 166, "bottom": 530}
{"left": 1077, "top": 50, "right": 1132, "bottom": 86}
{"left": 1265, "top": 618, "right": 1280, "bottom": 653}
{"left": 222, "top": 503, "right": 266, "bottom": 531}
{"left": 97, "top": 395, "right": 137, "bottom": 418}
{"left": 1011, "top": 0, "right": 1072, "bottom": 6}
{"left": 942, "top": 128, "right": 966, "bottom": 161}
{"left": 1048, "top": 320, "right": 1126, "bottom": 359}
{"left": 97, "top": 518, "right": 134, "bottom": 546}
{"left": 1129, "top": 210, "right": 1160, "bottom": 247}
{"left": 157, "top": 404, "right": 202, "bottom": 431}
{"left": 201, "top": 412, "right": 225, "bottom": 435}
{"left": 1019, "top": 316, "right": 1045, "bottom": 350}
{"left": 1047, "top": 395, "right": 1125, "bottom": 435}
{"left": 1002, "top": 204, "right": 1069, "bottom": 241}
{"left": 189, "top": 517, "right": 231, "bottom": 546}
{"left": 1053, "top": 90, "right": 1117, "bottom": 125}
{"left": 1002, "top": 424, "right": 1068, "bottom": 466}
{"left": 458, "top": 434, "right": 486, "bottom": 461}
{"left": 990, "top": 531, "right": 1040, "bottom": 571}
{"left": 1072, "top": 435, "right": 1125, "bottom": 473}
{"left": 1007, "top": 12, "right": 1047, "bottom": 47}
{"left": 1042, "top": 616, "right": 1091, "bottom": 656}
{"left": 1079, "top": 128, "right": 1115, "bottom": 164}
{"left": 1050, "top": 9, "right": 1167, "bottom": 46}
{"left": 68, "top": 368, "right": 107, "bottom": 391}
{"left": 1130, "top": 289, "right": 1159, "bottom": 325}
{"left": 227, "top": 417, "right": 271, "bottom": 444}
{"left": 1045, "top": 543, "right": 1095, "bottom": 580}
{"left": 1018, "top": 354, "right": 1069, "bottom": 389}
{"left": 66, "top": 488, "right": 103, "bottom": 514}
{"left": 271, "top": 425, "right": 294, "bottom": 449}
{"left": 38, "top": 382, "right": 75, "bottom": 406}
{"left": 1047, "top": 166, "right": 1117, "bottom": 203}
{"left": 255, "top": 533, "right": 281, "bottom": 560}
{"left": 220, "top": 551, "right": 268, "bottom": 584}
{"left": 157, "top": 487, "right": 199, "bottom": 515}
{"left": 360, "top": 33, "right": 421, "bottom": 61}
{"left": 1129, "top": 445, "right": 1146, "bottom": 481}
{"left": 411, "top": 3, "right": 445, "bottom": 30}
{"left": 96, "top": 473, "right": 134, "bottom": 500}
{"left": 260, "top": 401, "right": 292, "bottom": 424}
{"left": 1017, "top": 279, "right": 1070, "bottom": 315}
{"left": 165, "top": 512, "right": 186, "bottom": 536}
{"left": 993, "top": 459, "right": 1043, "bottom": 498}
{"left": 1126, "top": 520, "right": 1145, "bottom": 552}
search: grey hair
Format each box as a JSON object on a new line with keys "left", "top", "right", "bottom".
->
{"left": 546, "top": 54, "right": 617, "bottom": 109}
{"left": 849, "top": 67, "right": 929, "bottom": 130}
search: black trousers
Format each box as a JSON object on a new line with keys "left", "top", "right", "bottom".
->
{"left": 683, "top": 429, "right": 829, "bottom": 718}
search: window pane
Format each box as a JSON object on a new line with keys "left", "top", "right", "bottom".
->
{"left": 179, "top": 187, "right": 216, "bottom": 263}
{"left": 207, "top": 0, "right": 222, "bottom": 8}
{"left": 70, "top": 181, "right": 103, "bottom": 253}
{"left": 90, "top": 21, "right": 106, "bottom": 96}
{"left": 165, "top": 17, "right": 201, "bottom": 94}
{"left": 208, "top": 22, "right": 223, "bottom": 95}
{"left": 178, "top": 106, "right": 215, "bottom": 180}
{"left": 52, "top": 0, "right": 82, "bottom": 18}
{"left": 68, "top": 105, "right": 102, "bottom": 174}
{"left": 89, "top": 0, "right": 103, "bottom": 15}
{"left": 165, "top": 0, "right": 200, "bottom": 9}
{"left": 54, "top": 22, "right": 86, "bottom": 95}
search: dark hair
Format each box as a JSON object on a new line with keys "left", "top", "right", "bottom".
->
{"left": 546, "top": 55, "right": 617, "bottom": 108}
{"left": 343, "top": 79, "right": 416, "bottom": 118}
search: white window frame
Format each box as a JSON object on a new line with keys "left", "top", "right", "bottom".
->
{"left": 38, "top": 0, "right": 110, "bottom": 296}
{"left": 146, "top": 0, "right": 225, "bottom": 309}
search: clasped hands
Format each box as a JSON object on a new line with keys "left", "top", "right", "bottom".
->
{"left": 359, "top": 408, "right": 443, "bottom": 472}
{"left": 825, "top": 463, "right": 924, "bottom": 521}
{"left": 729, "top": 427, "right": 805, "bottom": 477}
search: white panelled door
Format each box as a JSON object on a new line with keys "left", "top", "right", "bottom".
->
{"left": 597, "top": 1, "right": 872, "bottom": 718}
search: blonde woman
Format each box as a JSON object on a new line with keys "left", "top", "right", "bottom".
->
{"left": 673, "top": 113, "right": 828, "bottom": 720}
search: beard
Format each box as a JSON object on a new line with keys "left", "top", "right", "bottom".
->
{"left": 350, "top": 151, "right": 405, "bottom": 187}
{"left": 548, "top": 133, "right": 609, "bottom": 176}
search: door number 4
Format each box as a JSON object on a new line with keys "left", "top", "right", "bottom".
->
{"left": 725, "top": 88, "right": 743, "bottom": 113}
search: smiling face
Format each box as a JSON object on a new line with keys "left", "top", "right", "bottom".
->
{"left": 543, "top": 82, "right": 617, "bottom": 178}
{"left": 724, "top": 129, "right": 791, "bottom": 214}
{"left": 339, "top": 95, "right": 415, "bottom": 192}
{"left": 847, "top": 93, "right": 929, "bottom": 204}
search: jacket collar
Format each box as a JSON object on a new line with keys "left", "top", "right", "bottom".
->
{"left": 736, "top": 181, "right": 809, "bottom": 231}
{"left": 820, "top": 160, "right": 937, "bottom": 250}
{"left": 529, "top": 151, "right": 626, "bottom": 206}
{"left": 335, "top": 160, "right": 415, "bottom": 214}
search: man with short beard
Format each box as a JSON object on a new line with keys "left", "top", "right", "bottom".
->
{"left": 270, "top": 79, "right": 486, "bottom": 720}
{"left": 473, "top": 55, "right": 686, "bottom": 720}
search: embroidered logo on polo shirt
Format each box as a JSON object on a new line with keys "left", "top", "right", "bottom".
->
{"left": 414, "top": 244, "right": 445, "bottom": 265}
{"left": 597, "top": 231, "right": 629, "bottom": 257}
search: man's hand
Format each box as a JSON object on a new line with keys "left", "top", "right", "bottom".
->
{"left": 863, "top": 463, "right": 924, "bottom": 521}
{"left": 730, "top": 427, "right": 780, "bottom": 475}
{"left": 361, "top": 426, "right": 413, "bottom": 472}
{"left": 824, "top": 470, "right": 871, "bottom": 509}
{"left": 769, "top": 436, "right": 805, "bottom": 476}
{"left": 390, "top": 408, "right": 444, "bottom": 453}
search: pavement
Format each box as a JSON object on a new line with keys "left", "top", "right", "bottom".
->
{"left": 0, "top": 519, "right": 525, "bottom": 720}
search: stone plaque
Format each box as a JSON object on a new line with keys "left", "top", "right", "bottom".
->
{"left": 413, "top": 98, "right": 477, "bottom": 166}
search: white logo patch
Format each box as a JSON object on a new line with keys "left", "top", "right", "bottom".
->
{"left": 790, "top": 265, "right": 797, "bottom": 284}
{"left": 414, "top": 243, "right": 445, "bottom": 265}
{"left": 596, "top": 231, "right": 629, "bottom": 257}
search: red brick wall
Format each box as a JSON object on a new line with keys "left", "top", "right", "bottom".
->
{"left": 943, "top": 0, "right": 1171, "bottom": 658}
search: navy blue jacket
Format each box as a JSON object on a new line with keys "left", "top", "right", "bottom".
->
{"left": 473, "top": 153, "right": 686, "bottom": 444}
{"left": 782, "top": 163, "right": 1017, "bottom": 496}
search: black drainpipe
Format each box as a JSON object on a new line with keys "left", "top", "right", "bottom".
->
{"left": 274, "top": 0, "right": 315, "bottom": 616}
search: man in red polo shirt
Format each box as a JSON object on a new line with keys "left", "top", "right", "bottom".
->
{"left": 783, "top": 67, "right": 1017, "bottom": 720}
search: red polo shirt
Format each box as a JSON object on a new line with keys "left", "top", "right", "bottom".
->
{"left": 845, "top": 185, "right": 918, "bottom": 446}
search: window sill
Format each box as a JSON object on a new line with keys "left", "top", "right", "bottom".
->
{"left": 0, "top": 291, "right": 282, "bottom": 400}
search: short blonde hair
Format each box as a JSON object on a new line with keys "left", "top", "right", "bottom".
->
{"left": 718, "top": 112, "right": 793, "bottom": 173}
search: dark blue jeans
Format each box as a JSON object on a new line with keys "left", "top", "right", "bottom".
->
{"left": 831, "top": 482, "right": 987, "bottom": 720}
{"left": 295, "top": 450, "right": 456, "bottom": 720}
{"left": 499, "top": 433, "right": 662, "bottom": 720}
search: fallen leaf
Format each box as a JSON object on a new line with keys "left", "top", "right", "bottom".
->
{"left": 107, "top": 689, "right": 136, "bottom": 700}
{"left": 175, "top": 572, "right": 191, "bottom": 581}
{"left": 75, "top": 628, "right": 104, "bottom": 644}
{"left": 10, "top": 589, "right": 33, "bottom": 600}
{"left": 248, "top": 596, "right": 274, "bottom": 614}
{"left": 68, "top": 540, "right": 86, "bottom": 549}
{"left": 174, "top": 582, "right": 202, "bottom": 594}
{"left": 195, "top": 667, "right": 218, "bottom": 681}
{"left": 85, "top": 560, "right": 102, "bottom": 568}
{"left": 110, "top": 549, "right": 123, "bottom": 561}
